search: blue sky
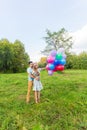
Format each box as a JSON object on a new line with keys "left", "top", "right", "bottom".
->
{"left": 0, "top": 0, "right": 87, "bottom": 61}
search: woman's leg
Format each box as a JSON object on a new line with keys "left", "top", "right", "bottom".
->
{"left": 34, "top": 91, "right": 38, "bottom": 103}
{"left": 37, "top": 91, "right": 40, "bottom": 102}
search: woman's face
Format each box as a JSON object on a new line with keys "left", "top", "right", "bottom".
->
{"left": 34, "top": 64, "right": 38, "bottom": 69}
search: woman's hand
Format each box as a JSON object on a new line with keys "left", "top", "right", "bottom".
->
{"left": 35, "top": 76, "right": 40, "bottom": 81}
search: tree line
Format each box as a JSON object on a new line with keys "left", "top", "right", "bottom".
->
{"left": 66, "top": 52, "right": 87, "bottom": 69}
{"left": 1, "top": 28, "right": 87, "bottom": 73}
{"left": 0, "top": 39, "right": 29, "bottom": 73}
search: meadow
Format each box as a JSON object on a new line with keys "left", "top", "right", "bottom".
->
{"left": 0, "top": 70, "right": 87, "bottom": 130}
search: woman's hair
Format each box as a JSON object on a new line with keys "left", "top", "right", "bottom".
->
{"left": 33, "top": 63, "right": 39, "bottom": 76}
{"left": 33, "top": 63, "right": 38, "bottom": 69}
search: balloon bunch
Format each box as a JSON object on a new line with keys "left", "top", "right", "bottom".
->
{"left": 46, "top": 48, "right": 67, "bottom": 75}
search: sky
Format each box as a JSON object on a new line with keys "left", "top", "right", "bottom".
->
{"left": 0, "top": 0, "right": 87, "bottom": 61}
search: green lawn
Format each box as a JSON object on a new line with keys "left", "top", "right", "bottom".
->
{"left": 0, "top": 70, "right": 87, "bottom": 130}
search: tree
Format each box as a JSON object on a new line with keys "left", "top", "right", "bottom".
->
{"left": 78, "top": 52, "right": 87, "bottom": 69}
{"left": 66, "top": 52, "right": 87, "bottom": 69}
{"left": 0, "top": 39, "right": 13, "bottom": 72}
{"left": 0, "top": 39, "right": 29, "bottom": 73}
{"left": 41, "top": 28, "right": 73, "bottom": 55}
{"left": 12, "top": 40, "right": 29, "bottom": 72}
{"left": 38, "top": 57, "right": 47, "bottom": 68}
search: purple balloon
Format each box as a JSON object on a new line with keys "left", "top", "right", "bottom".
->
{"left": 62, "top": 53, "right": 67, "bottom": 59}
{"left": 50, "top": 50, "right": 57, "bottom": 57}
{"left": 48, "top": 70, "right": 53, "bottom": 75}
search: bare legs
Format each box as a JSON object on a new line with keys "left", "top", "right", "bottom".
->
{"left": 34, "top": 91, "right": 40, "bottom": 103}
{"left": 37, "top": 91, "right": 40, "bottom": 103}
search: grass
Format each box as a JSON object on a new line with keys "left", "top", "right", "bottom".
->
{"left": 0, "top": 70, "right": 87, "bottom": 130}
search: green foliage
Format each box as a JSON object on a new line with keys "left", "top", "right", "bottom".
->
{"left": 38, "top": 62, "right": 46, "bottom": 68}
{"left": 38, "top": 57, "right": 47, "bottom": 68}
{"left": 0, "top": 70, "right": 87, "bottom": 130}
{"left": 0, "top": 39, "right": 29, "bottom": 73}
{"left": 41, "top": 28, "right": 73, "bottom": 55}
{"left": 0, "top": 39, "right": 13, "bottom": 72}
{"left": 66, "top": 52, "right": 87, "bottom": 69}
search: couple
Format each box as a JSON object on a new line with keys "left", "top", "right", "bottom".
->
{"left": 26, "top": 61, "right": 43, "bottom": 104}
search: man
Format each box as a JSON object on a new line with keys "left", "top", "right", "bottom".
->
{"left": 26, "top": 61, "right": 34, "bottom": 103}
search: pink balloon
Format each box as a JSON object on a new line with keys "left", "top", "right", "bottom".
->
{"left": 46, "top": 64, "right": 50, "bottom": 70}
{"left": 47, "top": 56, "right": 55, "bottom": 63}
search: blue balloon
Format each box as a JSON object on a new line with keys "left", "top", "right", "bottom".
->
{"left": 60, "top": 59, "right": 66, "bottom": 65}
{"left": 53, "top": 59, "right": 61, "bottom": 66}
{"left": 49, "top": 64, "right": 55, "bottom": 70}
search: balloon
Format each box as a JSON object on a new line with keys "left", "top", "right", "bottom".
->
{"left": 46, "top": 64, "right": 50, "bottom": 70}
{"left": 49, "top": 64, "right": 55, "bottom": 70}
{"left": 60, "top": 59, "right": 66, "bottom": 65}
{"left": 50, "top": 50, "right": 57, "bottom": 57}
{"left": 46, "top": 49, "right": 67, "bottom": 75}
{"left": 56, "top": 65, "right": 64, "bottom": 71}
{"left": 57, "top": 48, "right": 64, "bottom": 54}
{"left": 47, "top": 56, "right": 55, "bottom": 63}
{"left": 53, "top": 59, "right": 61, "bottom": 66}
{"left": 48, "top": 70, "right": 53, "bottom": 75}
{"left": 56, "top": 54, "right": 62, "bottom": 60}
{"left": 53, "top": 67, "right": 57, "bottom": 72}
{"left": 62, "top": 53, "right": 67, "bottom": 59}
{"left": 55, "top": 66, "right": 59, "bottom": 71}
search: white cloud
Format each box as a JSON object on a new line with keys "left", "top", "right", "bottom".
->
{"left": 71, "top": 24, "right": 87, "bottom": 54}
{"left": 29, "top": 51, "right": 44, "bottom": 62}
{"left": 25, "top": 41, "right": 45, "bottom": 62}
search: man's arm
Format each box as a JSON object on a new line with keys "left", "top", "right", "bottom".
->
{"left": 29, "top": 73, "right": 36, "bottom": 78}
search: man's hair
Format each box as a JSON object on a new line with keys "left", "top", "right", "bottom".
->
{"left": 28, "top": 61, "right": 33, "bottom": 64}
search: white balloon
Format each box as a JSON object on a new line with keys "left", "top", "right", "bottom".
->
{"left": 57, "top": 48, "right": 65, "bottom": 54}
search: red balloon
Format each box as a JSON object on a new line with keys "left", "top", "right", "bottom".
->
{"left": 55, "top": 66, "right": 59, "bottom": 71}
{"left": 53, "top": 67, "right": 57, "bottom": 72}
{"left": 56, "top": 65, "right": 64, "bottom": 71}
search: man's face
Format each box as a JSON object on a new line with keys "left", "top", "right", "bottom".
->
{"left": 30, "top": 63, "right": 33, "bottom": 68}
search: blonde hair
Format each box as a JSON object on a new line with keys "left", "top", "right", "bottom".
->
{"left": 33, "top": 62, "right": 38, "bottom": 69}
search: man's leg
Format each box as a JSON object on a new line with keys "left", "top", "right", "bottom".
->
{"left": 26, "top": 81, "right": 33, "bottom": 103}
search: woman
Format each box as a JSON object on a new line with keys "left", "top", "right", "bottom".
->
{"left": 32, "top": 63, "right": 43, "bottom": 103}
